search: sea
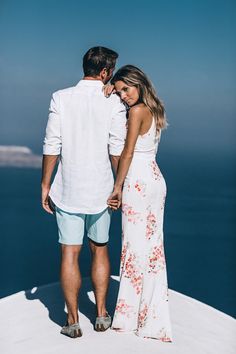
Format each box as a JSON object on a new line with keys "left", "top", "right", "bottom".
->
{"left": 0, "top": 150, "right": 235, "bottom": 318}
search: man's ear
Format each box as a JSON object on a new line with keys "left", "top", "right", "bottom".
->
{"left": 100, "top": 67, "right": 108, "bottom": 80}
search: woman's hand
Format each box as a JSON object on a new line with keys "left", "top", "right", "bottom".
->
{"left": 107, "top": 187, "right": 122, "bottom": 211}
{"left": 103, "top": 84, "right": 115, "bottom": 97}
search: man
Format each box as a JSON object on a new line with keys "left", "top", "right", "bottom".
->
{"left": 41, "top": 46, "right": 126, "bottom": 338}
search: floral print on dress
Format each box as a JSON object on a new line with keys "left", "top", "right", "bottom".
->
{"left": 115, "top": 299, "right": 134, "bottom": 318}
{"left": 122, "top": 203, "right": 143, "bottom": 224}
{"left": 112, "top": 119, "right": 172, "bottom": 341}
{"left": 120, "top": 241, "right": 128, "bottom": 273}
{"left": 157, "top": 328, "right": 172, "bottom": 342}
{"left": 146, "top": 206, "right": 157, "bottom": 240}
{"left": 134, "top": 180, "right": 146, "bottom": 197}
{"left": 138, "top": 301, "right": 148, "bottom": 328}
{"left": 148, "top": 244, "right": 166, "bottom": 274}
{"left": 124, "top": 182, "right": 131, "bottom": 192}
{"left": 123, "top": 251, "right": 143, "bottom": 295}
{"left": 150, "top": 160, "right": 162, "bottom": 180}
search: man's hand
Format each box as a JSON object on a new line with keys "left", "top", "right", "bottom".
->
{"left": 41, "top": 185, "right": 54, "bottom": 214}
{"left": 41, "top": 155, "right": 59, "bottom": 214}
{"left": 107, "top": 187, "right": 122, "bottom": 211}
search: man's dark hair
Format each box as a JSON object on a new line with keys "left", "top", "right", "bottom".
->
{"left": 83, "top": 46, "right": 118, "bottom": 77}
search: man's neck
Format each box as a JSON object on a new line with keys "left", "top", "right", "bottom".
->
{"left": 83, "top": 76, "right": 104, "bottom": 83}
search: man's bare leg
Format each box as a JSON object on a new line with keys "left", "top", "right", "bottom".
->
{"left": 89, "top": 240, "right": 110, "bottom": 317}
{"left": 61, "top": 244, "right": 82, "bottom": 325}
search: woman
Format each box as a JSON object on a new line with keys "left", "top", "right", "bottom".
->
{"left": 107, "top": 65, "right": 173, "bottom": 341}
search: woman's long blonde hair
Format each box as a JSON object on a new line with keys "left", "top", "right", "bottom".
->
{"left": 111, "top": 65, "right": 167, "bottom": 131}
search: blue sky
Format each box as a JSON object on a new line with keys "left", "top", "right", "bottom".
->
{"left": 0, "top": 0, "right": 235, "bottom": 154}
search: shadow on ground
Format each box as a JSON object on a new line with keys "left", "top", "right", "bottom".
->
{"left": 25, "top": 276, "right": 120, "bottom": 327}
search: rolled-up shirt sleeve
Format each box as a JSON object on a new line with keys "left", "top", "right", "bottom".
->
{"left": 43, "top": 92, "right": 62, "bottom": 155}
{"left": 109, "top": 100, "right": 127, "bottom": 156}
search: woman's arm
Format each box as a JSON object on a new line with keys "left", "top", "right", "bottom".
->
{"left": 107, "top": 105, "right": 144, "bottom": 209}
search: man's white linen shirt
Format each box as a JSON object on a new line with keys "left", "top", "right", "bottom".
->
{"left": 43, "top": 80, "right": 126, "bottom": 214}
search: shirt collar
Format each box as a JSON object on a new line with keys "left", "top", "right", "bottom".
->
{"left": 76, "top": 79, "right": 104, "bottom": 87}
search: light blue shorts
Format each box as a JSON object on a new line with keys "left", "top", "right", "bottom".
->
{"left": 55, "top": 207, "right": 111, "bottom": 245}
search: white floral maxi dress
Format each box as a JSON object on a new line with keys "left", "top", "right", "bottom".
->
{"left": 112, "top": 118, "right": 173, "bottom": 341}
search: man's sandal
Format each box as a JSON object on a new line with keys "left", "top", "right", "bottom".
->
{"left": 60, "top": 322, "right": 83, "bottom": 338}
{"left": 94, "top": 312, "right": 111, "bottom": 332}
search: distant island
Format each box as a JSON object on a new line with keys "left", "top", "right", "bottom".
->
{"left": 0, "top": 146, "right": 41, "bottom": 168}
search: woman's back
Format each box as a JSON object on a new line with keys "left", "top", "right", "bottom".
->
{"left": 134, "top": 117, "right": 160, "bottom": 156}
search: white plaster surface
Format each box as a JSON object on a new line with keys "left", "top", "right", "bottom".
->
{"left": 0, "top": 276, "right": 235, "bottom": 354}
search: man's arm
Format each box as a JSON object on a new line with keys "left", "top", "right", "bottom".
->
{"left": 42, "top": 92, "right": 61, "bottom": 214}
{"left": 41, "top": 155, "right": 59, "bottom": 214}
{"left": 110, "top": 155, "right": 120, "bottom": 175}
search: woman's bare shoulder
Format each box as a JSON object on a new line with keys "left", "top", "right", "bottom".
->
{"left": 129, "top": 103, "right": 149, "bottom": 118}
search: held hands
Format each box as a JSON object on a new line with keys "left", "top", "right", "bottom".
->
{"left": 103, "top": 84, "right": 115, "bottom": 97}
{"left": 107, "top": 187, "right": 122, "bottom": 211}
